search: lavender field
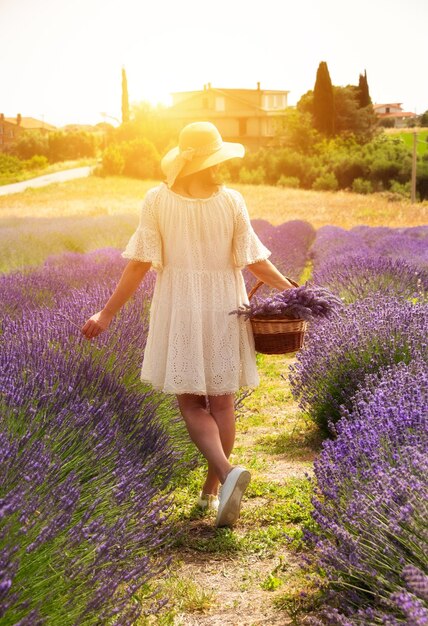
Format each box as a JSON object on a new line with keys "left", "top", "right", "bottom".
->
{"left": 1, "top": 198, "right": 427, "bottom": 624}
{"left": 291, "top": 222, "right": 428, "bottom": 624}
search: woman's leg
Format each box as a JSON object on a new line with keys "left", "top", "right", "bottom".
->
{"left": 176, "top": 393, "right": 233, "bottom": 485}
{"left": 202, "top": 394, "right": 236, "bottom": 495}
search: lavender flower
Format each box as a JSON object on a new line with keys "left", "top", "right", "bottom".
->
{"left": 0, "top": 249, "right": 198, "bottom": 624}
{"left": 289, "top": 294, "right": 428, "bottom": 430}
{"left": 304, "top": 360, "right": 428, "bottom": 624}
{"left": 309, "top": 225, "right": 371, "bottom": 268}
{"left": 402, "top": 565, "right": 428, "bottom": 603}
{"left": 310, "top": 224, "right": 428, "bottom": 272}
{"left": 353, "top": 224, "right": 428, "bottom": 269}
{"left": 229, "top": 284, "right": 343, "bottom": 321}
{"left": 312, "top": 254, "right": 428, "bottom": 304}
{"left": 242, "top": 219, "right": 315, "bottom": 294}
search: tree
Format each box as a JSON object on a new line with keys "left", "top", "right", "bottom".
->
{"left": 121, "top": 66, "right": 130, "bottom": 124}
{"left": 11, "top": 131, "right": 49, "bottom": 160}
{"left": 333, "top": 86, "right": 378, "bottom": 141}
{"left": 419, "top": 110, "right": 428, "bottom": 127}
{"left": 298, "top": 82, "right": 378, "bottom": 142}
{"left": 113, "top": 101, "right": 177, "bottom": 152}
{"left": 357, "top": 70, "right": 372, "bottom": 108}
{"left": 274, "top": 108, "right": 320, "bottom": 153}
{"left": 313, "top": 61, "right": 335, "bottom": 136}
{"left": 296, "top": 90, "right": 314, "bottom": 115}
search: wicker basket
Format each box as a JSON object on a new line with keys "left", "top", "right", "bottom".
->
{"left": 248, "top": 278, "right": 308, "bottom": 355}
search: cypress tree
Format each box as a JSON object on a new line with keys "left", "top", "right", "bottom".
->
{"left": 313, "top": 61, "right": 335, "bottom": 136}
{"left": 358, "top": 69, "right": 372, "bottom": 108}
{"left": 121, "top": 67, "right": 130, "bottom": 124}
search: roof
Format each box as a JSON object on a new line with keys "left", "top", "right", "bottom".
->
{"left": 4, "top": 116, "right": 57, "bottom": 130}
{"left": 377, "top": 111, "right": 417, "bottom": 118}
{"left": 170, "top": 85, "right": 288, "bottom": 114}
{"left": 171, "top": 87, "right": 289, "bottom": 96}
{"left": 373, "top": 103, "right": 403, "bottom": 109}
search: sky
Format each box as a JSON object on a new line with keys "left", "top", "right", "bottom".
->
{"left": 1, "top": 0, "right": 427, "bottom": 128}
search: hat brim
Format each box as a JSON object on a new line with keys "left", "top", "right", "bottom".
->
{"left": 161, "top": 141, "right": 245, "bottom": 181}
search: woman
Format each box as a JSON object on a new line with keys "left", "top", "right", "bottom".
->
{"left": 81, "top": 122, "right": 294, "bottom": 528}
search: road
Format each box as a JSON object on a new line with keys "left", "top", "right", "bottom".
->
{"left": 0, "top": 166, "right": 94, "bottom": 196}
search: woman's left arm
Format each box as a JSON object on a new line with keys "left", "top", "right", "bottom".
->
{"left": 81, "top": 260, "right": 152, "bottom": 340}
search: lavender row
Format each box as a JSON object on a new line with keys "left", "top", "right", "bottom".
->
{"left": 306, "top": 360, "right": 428, "bottom": 625}
{"left": 1, "top": 247, "right": 156, "bottom": 316}
{"left": 309, "top": 224, "right": 428, "bottom": 304}
{"left": 310, "top": 224, "right": 428, "bottom": 269}
{"left": 0, "top": 250, "right": 196, "bottom": 624}
{"left": 289, "top": 293, "right": 428, "bottom": 431}
{"left": 312, "top": 253, "right": 428, "bottom": 304}
{"left": 242, "top": 219, "right": 315, "bottom": 295}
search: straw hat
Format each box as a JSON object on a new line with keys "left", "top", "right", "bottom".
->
{"left": 161, "top": 121, "right": 245, "bottom": 188}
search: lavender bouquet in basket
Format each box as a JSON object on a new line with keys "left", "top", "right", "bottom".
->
{"left": 229, "top": 283, "right": 343, "bottom": 322}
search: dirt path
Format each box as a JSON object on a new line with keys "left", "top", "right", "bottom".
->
{"left": 0, "top": 166, "right": 93, "bottom": 196}
{"left": 145, "top": 354, "right": 320, "bottom": 626}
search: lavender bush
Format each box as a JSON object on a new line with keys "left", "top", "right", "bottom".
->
{"left": 306, "top": 360, "right": 428, "bottom": 625}
{"left": 309, "top": 225, "right": 371, "bottom": 268}
{"left": 353, "top": 224, "right": 428, "bottom": 268}
{"left": 289, "top": 294, "right": 428, "bottom": 431}
{"left": 0, "top": 250, "right": 197, "bottom": 624}
{"left": 312, "top": 254, "right": 428, "bottom": 304}
{"left": 264, "top": 220, "right": 316, "bottom": 278}
{"left": 242, "top": 219, "right": 315, "bottom": 295}
{"left": 310, "top": 224, "right": 428, "bottom": 273}
{"left": 250, "top": 218, "right": 276, "bottom": 240}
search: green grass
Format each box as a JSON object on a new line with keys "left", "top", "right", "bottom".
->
{"left": 0, "top": 157, "right": 98, "bottom": 186}
{"left": 129, "top": 351, "right": 322, "bottom": 622}
{"left": 393, "top": 129, "right": 428, "bottom": 156}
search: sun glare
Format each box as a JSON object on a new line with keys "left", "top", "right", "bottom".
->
{"left": 0, "top": 0, "right": 427, "bottom": 126}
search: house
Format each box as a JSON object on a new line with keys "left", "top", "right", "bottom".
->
{"left": 0, "top": 113, "right": 57, "bottom": 151}
{"left": 0, "top": 114, "right": 20, "bottom": 151}
{"left": 158, "top": 83, "right": 290, "bottom": 149}
{"left": 373, "top": 103, "right": 417, "bottom": 128}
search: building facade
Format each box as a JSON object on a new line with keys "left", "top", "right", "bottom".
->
{"left": 0, "top": 114, "right": 57, "bottom": 151}
{"left": 373, "top": 103, "right": 417, "bottom": 128}
{"left": 159, "top": 83, "right": 289, "bottom": 149}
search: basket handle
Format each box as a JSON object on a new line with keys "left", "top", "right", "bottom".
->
{"left": 248, "top": 276, "right": 300, "bottom": 300}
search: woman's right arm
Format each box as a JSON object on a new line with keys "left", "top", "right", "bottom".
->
{"left": 81, "top": 260, "right": 151, "bottom": 340}
{"left": 246, "top": 259, "right": 296, "bottom": 290}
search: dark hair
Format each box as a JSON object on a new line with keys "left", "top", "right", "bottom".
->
{"left": 170, "top": 165, "right": 222, "bottom": 193}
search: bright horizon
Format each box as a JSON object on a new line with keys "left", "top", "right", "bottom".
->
{"left": 1, "top": 0, "right": 427, "bottom": 128}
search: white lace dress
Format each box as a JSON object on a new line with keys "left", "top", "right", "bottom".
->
{"left": 122, "top": 182, "right": 272, "bottom": 396}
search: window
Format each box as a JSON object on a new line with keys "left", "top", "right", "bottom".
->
{"left": 215, "top": 97, "right": 225, "bottom": 111}
{"left": 239, "top": 118, "right": 247, "bottom": 136}
{"left": 273, "top": 94, "right": 285, "bottom": 109}
{"left": 386, "top": 107, "right": 390, "bottom": 113}
{"left": 202, "top": 97, "right": 209, "bottom": 109}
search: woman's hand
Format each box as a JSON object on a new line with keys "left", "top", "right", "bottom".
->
{"left": 80, "top": 260, "right": 151, "bottom": 340}
{"left": 280, "top": 277, "right": 297, "bottom": 290}
{"left": 81, "top": 309, "right": 114, "bottom": 340}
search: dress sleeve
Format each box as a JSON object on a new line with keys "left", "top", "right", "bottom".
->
{"left": 121, "top": 188, "right": 163, "bottom": 272}
{"left": 232, "top": 192, "right": 271, "bottom": 270}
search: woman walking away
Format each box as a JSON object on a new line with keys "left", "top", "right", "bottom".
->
{"left": 81, "top": 122, "right": 295, "bottom": 528}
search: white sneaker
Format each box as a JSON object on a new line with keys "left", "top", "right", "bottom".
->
{"left": 197, "top": 491, "right": 220, "bottom": 512}
{"left": 215, "top": 466, "right": 251, "bottom": 528}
